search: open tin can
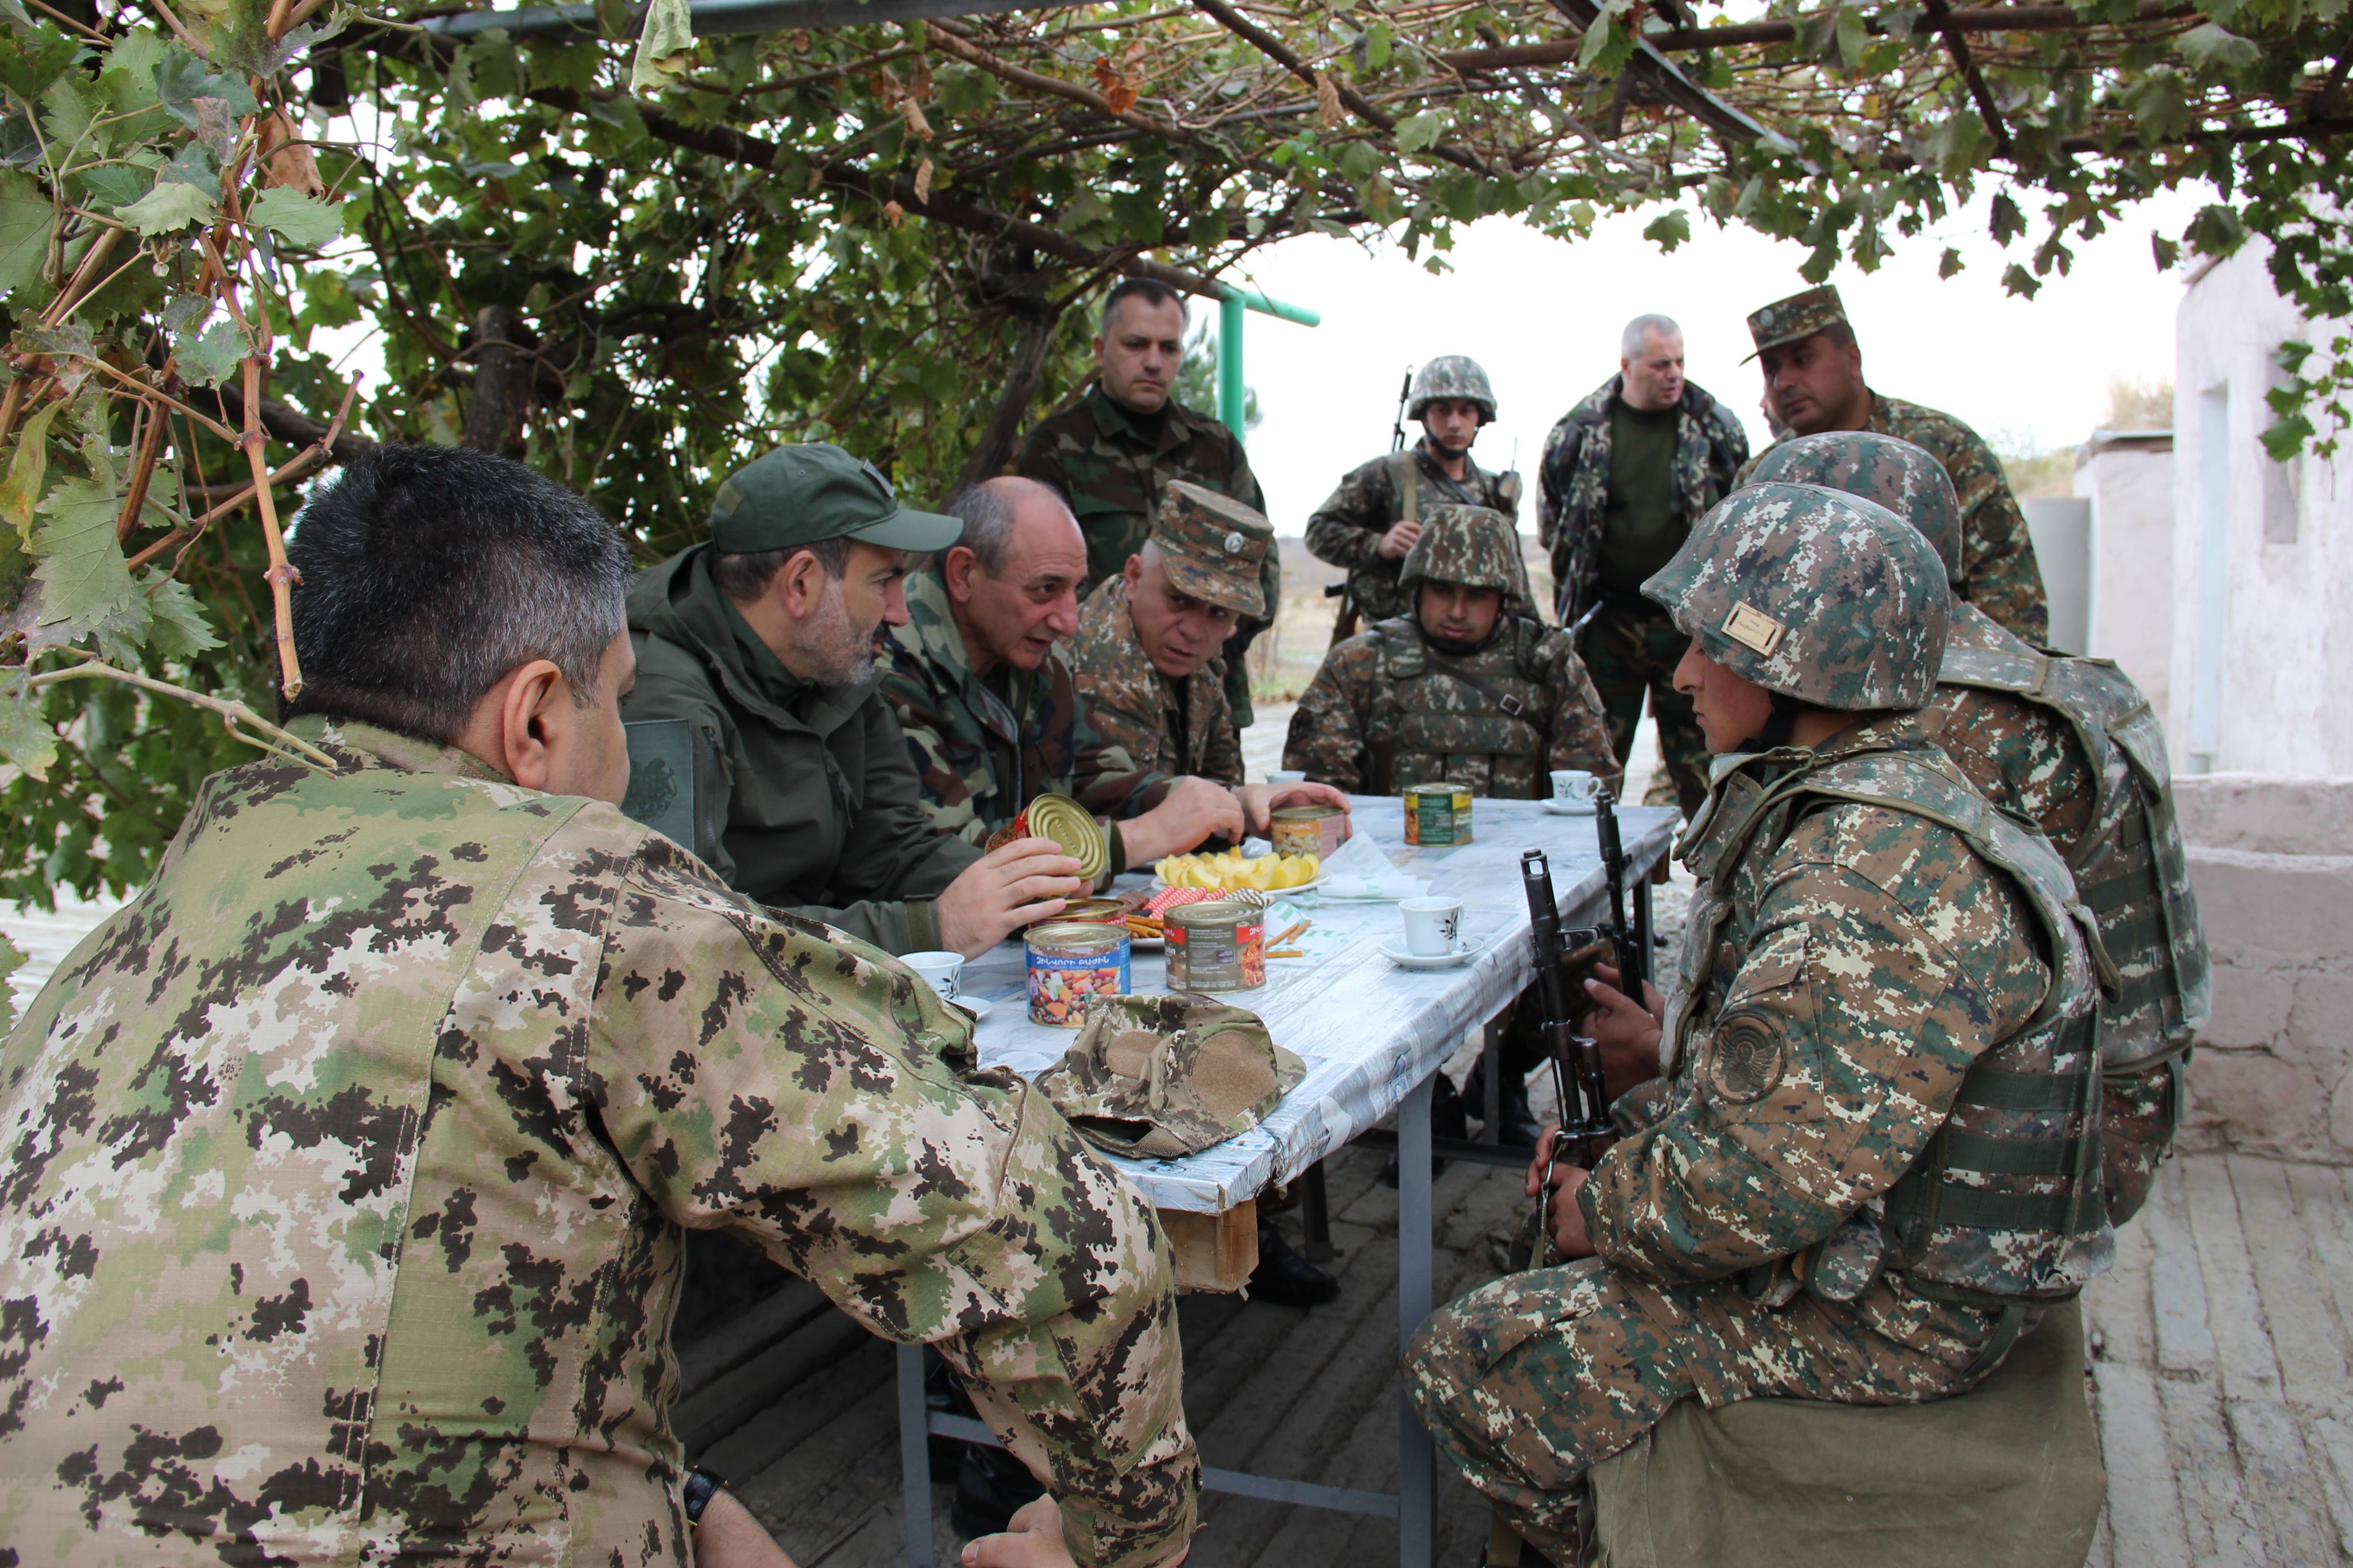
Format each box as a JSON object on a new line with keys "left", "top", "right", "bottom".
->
{"left": 1164, "top": 901, "right": 1266, "bottom": 992}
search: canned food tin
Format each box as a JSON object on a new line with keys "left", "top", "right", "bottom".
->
{"left": 1270, "top": 804, "right": 1351, "bottom": 859}
{"left": 1059, "top": 897, "right": 1131, "bottom": 925}
{"left": 1164, "top": 901, "right": 1266, "bottom": 992}
{"left": 1403, "top": 782, "right": 1473, "bottom": 846}
{"left": 1027, "top": 921, "right": 1131, "bottom": 1027}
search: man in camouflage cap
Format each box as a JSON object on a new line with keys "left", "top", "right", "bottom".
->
{"left": 1752, "top": 432, "right": 2209, "bottom": 1224}
{"left": 1284, "top": 503, "right": 1617, "bottom": 801}
{"left": 1538, "top": 314, "right": 1750, "bottom": 818}
{"left": 1406, "top": 482, "right": 2107, "bottom": 1563}
{"left": 1740, "top": 283, "right": 2052, "bottom": 643}
{"left": 1018, "top": 277, "right": 1278, "bottom": 728}
{"left": 0, "top": 446, "right": 1200, "bottom": 1568}
{"left": 1303, "top": 354, "right": 1522, "bottom": 639}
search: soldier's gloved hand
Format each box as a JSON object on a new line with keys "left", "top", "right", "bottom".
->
{"left": 963, "top": 1497, "right": 1191, "bottom": 1568}
{"left": 1121, "top": 775, "right": 1248, "bottom": 863}
{"left": 1522, "top": 1141, "right": 1598, "bottom": 1261}
{"left": 1584, "top": 963, "right": 1664, "bottom": 1099}
{"left": 936, "top": 839, "right": 1086, "bottom": 957}
{"left": 1375, "top": 518, "right": 1424, "bottom": 559}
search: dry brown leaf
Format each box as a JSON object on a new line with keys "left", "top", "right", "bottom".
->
{"left": 901, "top": 98, "right": 935, "bottom": 139}
{"left": 912, "top": 157, "right": 935, "bottom": 203}
{"left": 1316, "top": 72, "right": 1344, "bottom": 129}
{"left": 1092, "top": 57, "right": 1138, "bottom": 115}
{"left": 258, "top": 112, "right": 326, "bottom": 197}
{"left": 882, "top": 200, "right": 906, "bottom": 227}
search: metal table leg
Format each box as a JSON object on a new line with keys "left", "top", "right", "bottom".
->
{"left": 1302, "top": 1157, "right": 1334, "bottom": 1262}
{"left": 1398, "top": 1069, "right": 1436, "bottom": 1568}
{"left": 1480, "top": 1015, "right": 1505, "bottom": 1144}
{"left": 897, "top": 1342, "right": 935, "bottom": 1567}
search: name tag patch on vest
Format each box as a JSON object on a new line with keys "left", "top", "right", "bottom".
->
{"left": 1723, "top": 602, "right": 1787, "bottom": 657}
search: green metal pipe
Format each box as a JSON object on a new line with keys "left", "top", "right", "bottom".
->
{"left": 1213, "top": 287, "right": 1318, "bottom": 440}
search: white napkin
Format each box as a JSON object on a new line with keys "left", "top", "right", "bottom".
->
{"left": 1317, "top": 833, "right": 1429, "bottom": 901}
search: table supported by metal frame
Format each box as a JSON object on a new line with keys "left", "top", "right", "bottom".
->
{"left": 894, "top": 797, "right": 1677, "bottom": 1567}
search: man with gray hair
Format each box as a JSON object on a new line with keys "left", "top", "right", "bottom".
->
{"left": 1537, "top": 312, "right": 1749, "bottom": 816}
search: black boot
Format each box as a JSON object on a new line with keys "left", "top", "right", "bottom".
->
{"left": 950, "top": 1441, "right": 1047, "bottom": 1539}
{"left": 1249, "top": 1217, "right": 1340, "bottom": 1306}
{"left": 1461, "top": 1058, "right": 1542, "bottom": 1148}
{"left": 1381, "top": 1070, "right": 1472, "bottom": 1186}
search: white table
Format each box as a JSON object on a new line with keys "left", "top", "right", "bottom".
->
{"left": 897, "top": 797, "right": 1679, "bottom": 1567}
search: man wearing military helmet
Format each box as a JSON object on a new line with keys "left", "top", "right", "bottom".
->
{"left": 1741, "top": 283, "right": 2051, "bottom": 642}
{"left": 1752, "top": 431, "right": 2210, "bottom": 1225}
{"left": 1406, "top": 482, "right": 2108, "bottom": 1562}
{"left": 1303, "top": 354, "right": 1522, "bottom": 640}
{"left": 1538, "top": 313, "right": 1750, "bottom": 817}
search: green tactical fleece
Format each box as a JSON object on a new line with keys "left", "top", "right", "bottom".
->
{"left": 622, "top": 544, "right": 980, "bottom": 953}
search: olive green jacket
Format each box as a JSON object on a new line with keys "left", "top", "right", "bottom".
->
{"left": 622, "top": 545, "right": 979, "bottom": 953}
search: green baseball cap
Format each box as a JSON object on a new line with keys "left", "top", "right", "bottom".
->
{"left": 709, "top": 443, "right": 961, "bottom": 554}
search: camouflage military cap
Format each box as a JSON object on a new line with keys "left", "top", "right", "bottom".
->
{"left": 1399, "top": 504, "right": 1533, "bottom": 609}
{"left": 1747, "top": 431, "right": 1964, "bottom": 586}
{"left": 1641, "top": 481, "right": 1949, "bottom": 710}
{"left": 1151, "top": 480, "right": 1272, "bottom": 618}
{"left": 1744, "top": 285, "right": 1849, "bottom": 361}
{"left": 1409, "top": 355, "right": 1498, "bottom": 422}
{"left": 1036, "top": 992, "right": 1306, "bottom": 1159}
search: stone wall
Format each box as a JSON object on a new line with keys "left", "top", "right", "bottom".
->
{"left": 2175, "top": 773, "right": 2353, "bottom": 1163}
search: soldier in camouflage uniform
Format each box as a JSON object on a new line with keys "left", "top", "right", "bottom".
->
{"left": 0, "top": 446, "right": 1198, "bottom": 1568}
{"left": 1739, "top": 284, "right": 2051, "bottom": 643}
{"left": 1303, "top": 356, "right": 1522, "bottom": 635}
{"left": 1539, "top": 314, "right": 1750, "bottom": 817}
{"left": 1751, "top": 432, "right": 2211, "bottom": 1224}
{"left": 1061, "top": 481, "right": 1271, "bottom": 793}
{"left": 1282, "top": 504, "right": 1617, "bottom": 798}
{"left": 1017, "top": 278, "right": 1276, "bottom": 728}
{"left": 1406, "top": 483, "right": 2107, "bottom": 1561}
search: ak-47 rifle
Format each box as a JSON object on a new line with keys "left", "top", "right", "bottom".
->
{"left": 1390, "top": 364, "right": 1412, "bottom": 453}
{"left": 1518, "top": 849, "right": 1617, "bottom": 1268}
{"left": 1594, "top": 787, "right": 1647, "bottom": 991}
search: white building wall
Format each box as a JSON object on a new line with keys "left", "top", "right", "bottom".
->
{"left": 2073, "top": 439, "right": 2173, "bottom": 717}
{"left": 2170, "top": 246, "right": 2353, "bottom": 775}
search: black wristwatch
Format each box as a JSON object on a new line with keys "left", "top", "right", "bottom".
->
{"left": 684, "top": 1465, "right": 727, "bottom": 1528}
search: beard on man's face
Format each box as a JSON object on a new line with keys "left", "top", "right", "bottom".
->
{"left": 800, "top": 585, "right": 885, "bottom": 686}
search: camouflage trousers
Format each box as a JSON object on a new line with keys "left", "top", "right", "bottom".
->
{"left": 1579, "top": 600, "right": 1708, "bottom": 819}
{"left": 1405, "top": 1258, "right": 2000, "bottom": 1558}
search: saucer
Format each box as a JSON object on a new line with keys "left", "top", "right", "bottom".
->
{"left": 951, "top": 997, "right": 994, "bottom": 1021}
{"left": 1379, "top": 940, "right": 1479, "bottom": 971}
{"left": 1543, "top": 798, "right": 1598, "bottom": 816}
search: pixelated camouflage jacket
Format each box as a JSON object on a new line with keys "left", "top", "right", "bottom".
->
{"left": 1744, "top": 393, "right": 2050, "bottom": 644}
{"left": 1062, "top": 576, "right": 1243, "bottom": 796}
{"left": 1585, "top": 713, "right": 2103, "bottom": 1321}
{"left": 1302, "top": 443, "right": 1519, "bottom": 624}
{"left": 1537, "top": 375, "right": 1750, "bottom": 625}
{"left": 1281, "top": 613, "right": 1618, "bottom": 798}
{"left": 881, "top": 571, "right": 1158, "bottom": 863}
{"left": 623, "top": 545, "right": 978, "bottom": 954}
{"left": 0, "top": 720, "right": 1198, "bottom": 1568}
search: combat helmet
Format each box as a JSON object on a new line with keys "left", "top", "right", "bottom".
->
{"left": 1747, "top": 431, "right": 1963, "bottom": 587}
{"left": 1641, "top": 482, "right": 1949, "bottom": 710}
{"left": 1407, "top": 356, "right": 1497, "bottom": 422}
{"left": 1399, "top": 504, "right": 1533, "bottom": 609}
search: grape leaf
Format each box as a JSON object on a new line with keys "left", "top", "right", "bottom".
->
{"left": 0, "top": 169, "right": 52, "bottom": 296}
{"left": 138, "top": 567, "right": 221, "bottom": 658}
{"left": 29, "top": 475, "right": 136, "bottom": 636}
{"left": 246, "top": 187, "right": 344, "bottom": 249}
{"left": 0, "top": 669, "right": 52, "bottom": 787}
{"left": 117, "top": 179, "right": 220, "bottom": 235}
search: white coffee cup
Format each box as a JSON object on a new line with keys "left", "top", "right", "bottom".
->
{"left": 902, "top": 950, "right": 965, "bottom": 1002}
{"left": 1267, "top": 769, "right": 1306, "bottom": 786}
{"left": 1399, "top": 897, "right": 1463, "bottom": 957}
{"left": 1550, "top": 769, "right": 1600, "bottom": 806}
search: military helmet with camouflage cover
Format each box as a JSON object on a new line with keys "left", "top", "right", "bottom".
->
{"left": 1399, "top": 503, "right": 1533, "bottom": 609}
{"left": 1408, "top": 356, "right": 1498, "bottom": 422}
{"left": 1641, "top": 481, "right": 1949, "bottom": 710}
{"left": 1747, "top": 431, "right": 1964, "bottom": 587}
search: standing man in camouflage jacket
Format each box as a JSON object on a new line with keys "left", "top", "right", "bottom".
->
{"left": 1539, "top": 314, "right": 1750, "bottom": 816}
{"left": 1018, "top": 278, "right": 1276, "bottom": 728}
{"left": 1283, "top": 503, "right": 1617, "bottom": 798}
{"left": 622, "top": 443, "right": 1086, "bottom": 958}
{"left": 1740, "top": 284, "right": 2051, "bottom": 643}
{"left": 1407, "top": 484, "right": 2106, "bottom": 1562}
{"left": 1303, "top": 356, "right": 1522, "bottom": 638}
{"left": 0, "top": 446, "right": 1199, "bottom": 1568}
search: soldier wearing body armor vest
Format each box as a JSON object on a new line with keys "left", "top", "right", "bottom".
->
{"left": 1303, "top": 356, "right": 1523, "bottom": 642}
{"left": 1281, "top": 503, "right": 1616, "bottom": 799}
{"left": 1405, "top": 483, "right": 2110, "bottom": 1563}
{"left": 1750, "top": 432, "right": 2211, "bottom": 1225}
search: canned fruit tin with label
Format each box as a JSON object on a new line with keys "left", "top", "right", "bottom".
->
{"left": 1270, "top": 805, "right": 1351, "bottom": 860}
{"left": 1027, "top": 922, "right": 1131, "bottom": 1026}
{"left": 1164, "top": 901, "right": 1266, "bottom": 992}
{"left": 1403, "top": 783, "right": 1473, "bottom": 846}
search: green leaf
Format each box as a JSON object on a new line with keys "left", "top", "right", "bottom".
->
{"left": 0, "top": 929, "right": 22, "bottom": 1032}
{"left": 0, "top": 668, "right": 53, "bottom": 786}
{"left": 1939, "top": 245, "right": 1964, "bottom": 279}
{"left": 75, "top": 162, "right": 150, "bottom": 213}
{"left": 1642, "top": 207, "right": 1692, "bottom": 251}
{"left": 1366, "top": 20, "right": 1392, "bottom": 68}
{"left": 117, "top": 179, "right": 219, "bottom": 235}
{"left": 2261, "top": 410, "right": 2313, "bottom": 462}
{"left": 1394, "top": 111, "right": 1445, "bottom": 152}
{"left": 2178, "top": 21, "right": 2260, "bottom": 71}
{"left": 246, "top": 187, "right": 344, "bottom": 249}
{"left": 174, "top": 315, "right": 246, "bottom": 388}
{"left": 630, "top": 0, "right": 695, "bottom": 95}
{"left": 137, "top": 567, "right": 219, "bottom": 658}
{"left": 0, "top": 169, "right": 52, "bottom": 298}
{"left": 2151, "top": 233, "right": 2181, "bottom": 271}
{"left": 1833, "top": 6, "right": 1868, "bottom": 70}
{"left": 0, "top": 399, "right": 57, "bottom": 540}
{"left": 2000, "top": 262, "right": 2043, "bottom": 298}
{"left": 1989, "top": 191, "right": 2026, "bottom": 245}
{"left": 29, "top": 473, "right": 135, "bottom": 637}
{"left": 155, "top": 49, "right": 258, "bottom": 130}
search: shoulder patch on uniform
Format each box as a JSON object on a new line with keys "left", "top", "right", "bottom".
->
{"left": 1723, "top": 601, "right": 1787, "bottom": 656}
{"left": 1708, "top": 1009, "right": 1788, "bottom": 1103}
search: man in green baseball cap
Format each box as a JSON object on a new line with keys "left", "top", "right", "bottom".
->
{"left": 622, "top": 442, "right": 1089, "bottom": 958}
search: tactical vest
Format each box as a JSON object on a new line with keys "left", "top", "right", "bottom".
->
{"left": 1349, "top": 457, "right": 1526, "bottom": 625}
{"left": 1364, "top": 615, "right": 1559, "bottom": 798}
{"left": 1667, "top": 741, "right": 2112, "bottom": 1306}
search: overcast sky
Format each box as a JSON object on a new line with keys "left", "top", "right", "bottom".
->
{"left": 1218, "top": 188, "right": 2198, "bottom": 536}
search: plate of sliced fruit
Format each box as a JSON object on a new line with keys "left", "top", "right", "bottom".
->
{"left": 1152, "top": 848, "right": 1325, "bottom": 894}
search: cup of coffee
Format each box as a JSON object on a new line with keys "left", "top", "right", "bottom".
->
{"left": 1267, "top": 769, "right": 1306, "bottom": 786}
{"left": 1550, "top": 769, "right": 1600, "bottom": 806}
{"left": 902, "top": 950, "right": 965, "bottom": 1002}
{"left": 1399, "top": 897, "right": 1463, "bottom": 957}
